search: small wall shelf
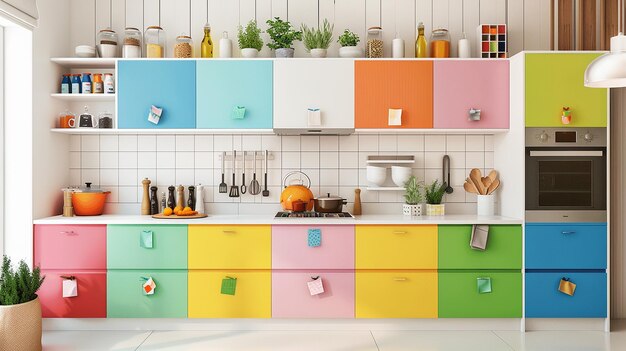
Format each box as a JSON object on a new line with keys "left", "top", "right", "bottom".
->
{"left": 366, "top": 155, "right": 415, "bottom": 164}
{"left": 366, "top": 187, "right": 405, "bottom": 191}
{"left": 51, "top": 93, "right": 115, "bottom": 101}
{"left": 50, "top": 58, "right": 116, "bottom": 69}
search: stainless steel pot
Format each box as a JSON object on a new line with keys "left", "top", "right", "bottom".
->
{"left": 313, "top": 193, "right": 347, "bottom": 213}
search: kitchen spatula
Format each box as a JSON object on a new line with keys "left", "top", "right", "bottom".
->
{"left": 229, "top": 150, "right": 240, "bottom": 197}
{"left": 219, "top": 151, "right": 228, "bottom": 193}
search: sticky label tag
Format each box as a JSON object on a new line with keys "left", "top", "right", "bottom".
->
{"left": 221, "top": 276, "right": 237, "bottom": 295}
{"left": 232, "top": 106, "right": 246, "bottom": 119}
{"left": 388, "top": 109, "right": 402, "bottom": 126}
{"left": 307, "top": 108, "right": 321, "bottom": 127}
{"left": 148, "top": 105, "right": 163, "bottom": 125}
{"left": 558, "top": 278, "right": 576, "bottom": 296}
{"left": 62, "top": 278, "right": 78, "bottom": 298}
{"left": 142, "top": 277, "right": 156, "bottom": 295}
{"left": 140, "top": 230, "right": 153, "bottom": 249}
{"left": 307, "top": 277, "right": 324, "bottom": 296}
{"left": 470, "top": 225, "right": 489, "bottom": 251}
{"left": 477, "top": 277, "right": 492, "bottom": 294}
{"left": 308, "top": 229, "right": 321, "bottom": 247}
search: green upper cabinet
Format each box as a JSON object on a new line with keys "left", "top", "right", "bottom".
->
{"left": 196, "top": 60, "right": 273, "bottom": 129}
{"left": 525, "top": 53, "right": 607, "bottom": 127}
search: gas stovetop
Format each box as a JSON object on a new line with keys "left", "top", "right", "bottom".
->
{"left": 275, "top": 212, "right": 354, "bottom": 218}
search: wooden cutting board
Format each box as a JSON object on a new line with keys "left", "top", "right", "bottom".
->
{"left": 152, "top": 213, "right": 208, "bottom": 219}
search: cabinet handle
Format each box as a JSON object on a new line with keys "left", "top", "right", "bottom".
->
{"left": 393, "top": 231, "right": 408, "bottom": 235}
{"left": 393, "top": 277, "right": 408, "bottom": 281}
{"left": 561, "top": 231, "right": 576, "bottom": 235}
{"left": 60, "top": 231, "right": 77, "bottom": 236}
{"left": 222, "top": 230, "right": 236, "bottom": 234}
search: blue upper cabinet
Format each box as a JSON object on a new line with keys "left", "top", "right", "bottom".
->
{"left": 196, "top": 60, "right": 273, "bottom": 129}
{"left": 118, "top": 60, "right": 196, "bottom": 129}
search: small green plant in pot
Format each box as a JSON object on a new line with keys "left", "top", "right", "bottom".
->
{"left": 337, "top": 29, "right": 363, "bottom": 57}
{"left": 266, "top": 17, "right": 302, "bottom": 58}
{"left": 403, "top": 176, "right": 423, "bottom": 217}
{"left": 301, "top": 19, "right": 334, "bottom": 58}
{"left": 238, "top": 20, "right": 263, "bottom": 58}
{"left": 425, "top": 180, "right": 447, "bottom": 216}
{"left": 0, "top": 255, "right": 45, "bottom": 351}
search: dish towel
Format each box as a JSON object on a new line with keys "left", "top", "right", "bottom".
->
{"left": 470, "top": 225, "right": 490, "bottom": 250}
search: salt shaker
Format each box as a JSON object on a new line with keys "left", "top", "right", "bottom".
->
{"left": 195, "top": 184, "right": 205, "bottom": 214}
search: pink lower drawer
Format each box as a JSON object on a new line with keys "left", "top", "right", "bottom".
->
{"left": 272, "top": 271, "right": 355, "bottom": 318}
{"left": 34, "top": 225, "right": 106, "bottom": 270}
{"left": 272, "top": 225, "right": 355, "bottom": 269}
{"left": 38, "top": 270, "right": 107, "bottom": 318}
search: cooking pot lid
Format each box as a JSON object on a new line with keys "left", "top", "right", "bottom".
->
{"left": 76, "top": 182, "right": 105, "bottom": 193}
{"left": 314, "top": 193, "right": 345, "bottom": 201}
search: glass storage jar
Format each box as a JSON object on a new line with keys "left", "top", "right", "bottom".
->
{"left": 123, "top": 27, "right": 142, "bottom": 58}
{"left": 430, "top": 28, "right": 450, "bottom": 58}
{"left": 366, "top": 27, "right": 383, "bottom": 58}
{"left": 144, "top": 26, "right": 166, "bottom": 58}
{"left": 97, "top": 28, "right": 118, "bottom": 58}
{"left": 174, "top": 35, "right": 193, "bottom": 58}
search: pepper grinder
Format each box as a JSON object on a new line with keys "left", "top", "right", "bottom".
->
{"left": 150, "top": 186, "right": 159, "bottom": 214}
{"left": 196, "top": 184, "right": 205, "bottom": 214}
{"left": 353, "top": 188, "right": 362, "bottom": 215}
{"left": 62, "top": 187, "right": 75, "bottom": 217}
{"left": 167, "top": 186, "right": 176, "bottom": 210}
{"left": 141, "top": 178, "right": 151, "bottom": 215}
{"left": 188, "top": 186, "right": 196, "bottom": 210}
{"left": 176, "top": 185, "right": 185, "bottom": 209}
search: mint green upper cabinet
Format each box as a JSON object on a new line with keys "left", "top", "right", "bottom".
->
{"left": 107, "top": 225, "right": 188, "bottom": 269}
{"left": 196, "top": 60, "right": 273, "bottom": 129}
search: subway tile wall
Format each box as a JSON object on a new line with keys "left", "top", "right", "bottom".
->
{"left": 69, "top": 134, "right": 495, "bottom": 215}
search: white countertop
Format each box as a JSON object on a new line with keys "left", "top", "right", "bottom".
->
{"left": 33, "top": 214, "right": 522, "bottom": 225}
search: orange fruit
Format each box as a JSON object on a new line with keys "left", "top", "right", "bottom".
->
{"left": 163, "top": 208, "right": 173, "bottom": 216}
{"left": 183, "top": 206, "right": 192, "bottom": 212}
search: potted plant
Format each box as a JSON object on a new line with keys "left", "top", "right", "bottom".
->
{"left": 266, "top": 17, "right": 302, "bottom": 58}
{"left": 337, "top": 29, "right": 363, "bottom": 58}
{"left": 0, "top": 256, "right": 45, "bottom": 351}
{"left": 301, "top": 19, "right": 334, "bottom": 58}
{"left": 238, "top": 20, "right": 264, "bottom": 58}
{"left": 403, "top": 176, "right": 423, "bottom": 217}
{"left": 425, "top": 180, "right": 447, "bottom": 216}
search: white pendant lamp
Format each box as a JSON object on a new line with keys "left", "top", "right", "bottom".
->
{"left": 584, "top": 0, "right": 626, "bottom": 87}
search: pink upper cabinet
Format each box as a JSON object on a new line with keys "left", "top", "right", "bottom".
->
{"left": 34, "top": 225, "right": 107, "bottom": 270}
{"left": 433, "top": 60, "right": 510, "bottom": 129}
{"left": 272, "top": 225, "right": 355, "bottom": 270}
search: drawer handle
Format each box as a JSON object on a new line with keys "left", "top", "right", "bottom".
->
{"left": 561, "top": 231, "right": 576, "bottom": 235}
{"left": 222, "top": 230, "right": 236, "bottom": 234}
{"left": 393, "top": 277, "right": 408, "bottom": 281}
{"left": 393, "top": 231, "right": 408, "bottom": 235}
{"left": 60, "top": 231, "right": 77, "bottom": 236}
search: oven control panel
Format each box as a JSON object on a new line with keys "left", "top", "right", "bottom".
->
{"left": 526, "top": 128, "right": 606, "bottom": 147}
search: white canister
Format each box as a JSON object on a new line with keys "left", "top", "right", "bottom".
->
{"left": 219, "top": 31, "right": 232, "bottom": 58}
{"left": 195, "top": 184, "right": 205, "bottom": 214}
{"left": 458, "top": 33, "right": 470, "bottom": 58}
{"left": 392, "top": 37, "right": 405, "bottom": 58}
{"left": 104, "top": 74, "right": 115, "bottom": 94}
{"left": 477, "top": 195, "right": 495, "bottom": 216}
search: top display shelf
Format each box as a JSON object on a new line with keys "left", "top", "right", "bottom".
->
{"left": 51, "top": 58, "right": 116, "bottom": 68}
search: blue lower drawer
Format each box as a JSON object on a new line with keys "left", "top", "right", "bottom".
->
{"left": 525, "top": 272, "right": 606, "bottom": 318}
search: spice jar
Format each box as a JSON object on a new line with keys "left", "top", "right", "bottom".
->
{"left": 366, "top": 27, "right": 384, "bottom": 58}
{"left": 97, "top": 28, "right": 118, "bottom": 58}
{"left": 123, "top": 27, "right": 142, "bottom": 58}
{"left": 174, "top": 35, "right": 193, "bottom": 58}
{"left": 93, "top": 73, "right": 103, "bottom": 93}
{"left": 144, "top": 26, "right": 166, "bottom": 58}
{"left": 430, "top": 28, "right": 450, "bottom": 58}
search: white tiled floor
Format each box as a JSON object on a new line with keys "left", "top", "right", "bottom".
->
{"left": 43, "top": 321, "right": 626, "bottom": 351}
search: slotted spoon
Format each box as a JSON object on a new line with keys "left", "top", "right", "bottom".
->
{"left": 229, "top": 150, "right": 240, "bottom": 198}
{"left": 249, "top": 151, "right": 261, "bottom": 195}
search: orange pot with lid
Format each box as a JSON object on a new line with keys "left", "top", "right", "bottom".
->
{"left": 280, "top": 171, "right": 314, "bottom": 211}
{"left": 71, "top": 182, "right": 110, "bottom": 216}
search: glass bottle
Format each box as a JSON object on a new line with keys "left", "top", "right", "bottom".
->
{"left": 150, "top": 186, "right": 159, "bottom": 215}
{"left": 415, "top": 22, "right": 427, "bottom": 58}
{"left": 201, "top": 23, "right": 214, "bottom": 58}
{"left": 430, "top": 28, "right": 451, "bottom": 58}
{"left": 93, "top": 73, "right": 103, "bottom": 93}
{"left": 167, "top": 186, "right": 176, "bottom": 210}
{"left": 144, "top": 26, "right": 166, "bottom": 58}
{"left": 187, "top": 186, "right": 196, "bottom": 210}
{"left": 61, "top": 74, "right": 71, "bottom": 94}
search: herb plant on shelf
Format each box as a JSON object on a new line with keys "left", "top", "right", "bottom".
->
{"left": 238, "top": 20, "right": 263, "bottom": 58}
{"left": 425, "top": 180, "right": 447, "bottom": 216}
{"left": 301, "top": 19, "right": 334, "bottom": 58}
{"left": 266, "top": 17, "right": 302, "bottom": 58}
{"left": 337, "top": 29, "right": 363, "bottom": 57}
{"left": 403, "top": 176, "right": 423, "bottom": 217}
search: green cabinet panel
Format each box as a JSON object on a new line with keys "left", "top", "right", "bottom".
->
{"left": 525, "top": 53, "right": 607, "bottom": 127}
{"left": 438, "top": 225, "right": 522, "bottom": 269}
{"left": 107, "top": 225, "right": 187, "bottom": 269}
{"left": 439, "top": 271, "right": 522, "bottom": 318}
{"left": 107, "top": 270, "right": 187, "bottom": 318}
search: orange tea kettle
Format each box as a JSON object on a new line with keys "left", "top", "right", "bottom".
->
{"left": 280, "top": 171, "right": 314, "bottom": 211}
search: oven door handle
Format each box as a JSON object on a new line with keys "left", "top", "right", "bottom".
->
{"left": 529, "top": 150, "right": 604, "bottom": 157}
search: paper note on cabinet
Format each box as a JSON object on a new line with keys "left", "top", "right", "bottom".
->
{"left": 62, "top": 279, "right": 78, "bottom": 298}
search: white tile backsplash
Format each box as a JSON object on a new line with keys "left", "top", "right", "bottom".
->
{"left": 72, "top": 133, "right": 495, "bottom": 214}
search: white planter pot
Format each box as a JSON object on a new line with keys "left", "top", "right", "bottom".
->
{"left": 403, "top": 203, "right": 423, "bottom": 217}
{"left": 339, "top": 46, "right": 364, "bottom": 58}
{"left": 0, "top": 297, "right": 42, "bottom": 351}
{"left": 426, "top": 204, "right": 445, "bottom": 216}
{"left": 310, "top": 48, "right": 327, "bottom": 58}
{"left": 477, "top": 195, "right": 495, "bottom": 216}
{"left": 275, "top": 48, "right": 295, "bottom": 58}
{"left": 240, "top": 48, "right": 259, "bottom": 58}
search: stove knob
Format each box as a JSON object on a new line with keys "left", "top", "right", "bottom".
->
{"left": 538, "top": 132, "right": 549, "bottom": 142}
{"left": 584, "top": 132, "right": 594, "bottom": 142}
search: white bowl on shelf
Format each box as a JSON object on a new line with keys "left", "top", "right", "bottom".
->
{"left": 366, "top": 165, "right": 387, "bottom": 186}
{"left": 75, "top": 45, "right": 96, "bottom": 58}
{"left": 391, "top": 165, "right": 412, "bottom": 187}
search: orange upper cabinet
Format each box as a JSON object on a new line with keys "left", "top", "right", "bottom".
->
{"left": 355, "top": 60, "right": 433, "bottom": 129}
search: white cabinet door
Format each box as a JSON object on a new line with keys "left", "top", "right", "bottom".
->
{"left": 273, "top": 59, "right": 355, "bottom": 130}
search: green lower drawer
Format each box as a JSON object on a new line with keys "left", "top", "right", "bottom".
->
{"left": 439, "top": 271, "right": 522, "bottom": 318}
{"left": 107, "top": 270, "right": 187, "bottom": 318}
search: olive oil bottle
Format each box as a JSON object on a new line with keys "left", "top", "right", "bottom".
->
{"left": 415, "top": 22, "right": 427, "bottom": 58}
{"left": 201, "top": 23, "right": 213, "bottom": 58}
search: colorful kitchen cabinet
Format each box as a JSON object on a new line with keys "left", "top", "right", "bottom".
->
{"left": 117, "top": 60, "right": 196, "bottom": 129}
{"left": 525, "top": 53, "right": 607, "bottom": 127}
{"left": 38, "top": 271, "right": 107, "bottom": 318}
{"left": 272, "top": 271, "right": 355, "bottom": 318}
{"left": 188, "top": 225, "right": 271, "bottom": 269}
{"left": 272, "top": 225, "right": 355, "bottom": 269}
{"left": 196, "top": 60, "right": 272, "bottom": 129}
{"left": 355, "top": 60, "right": 433, "bottom": 129}
{"left": 107, "top": 269, "right": 188, "bottom": 318}
{"left": 438, "top": 271, "right": 522, "bottom": 318}
{"left": 525, "top": 271, "right": 607, "bottom": 318}
{"left": 107, "top": 225, "right": 188, "bottom": 269}
{"left": 188, "top": 270, "right": 271, "bottom": 318}
{"left": 356, "top": 225, "right": 437, "bottom": 269}
{"left": 273, "top": 59, "right": 354, "bottom": 133}
{"left": 355, "top": 271, "right": 438, "bottom": 318}
{"left": 433, "top": 60, "right": 510, "bottom": 129}
{"left": 438, "top": 225, "right": 522, "bottom": 269}
{"left": 34, "top": 224, "right": 106, "bottom": 270}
